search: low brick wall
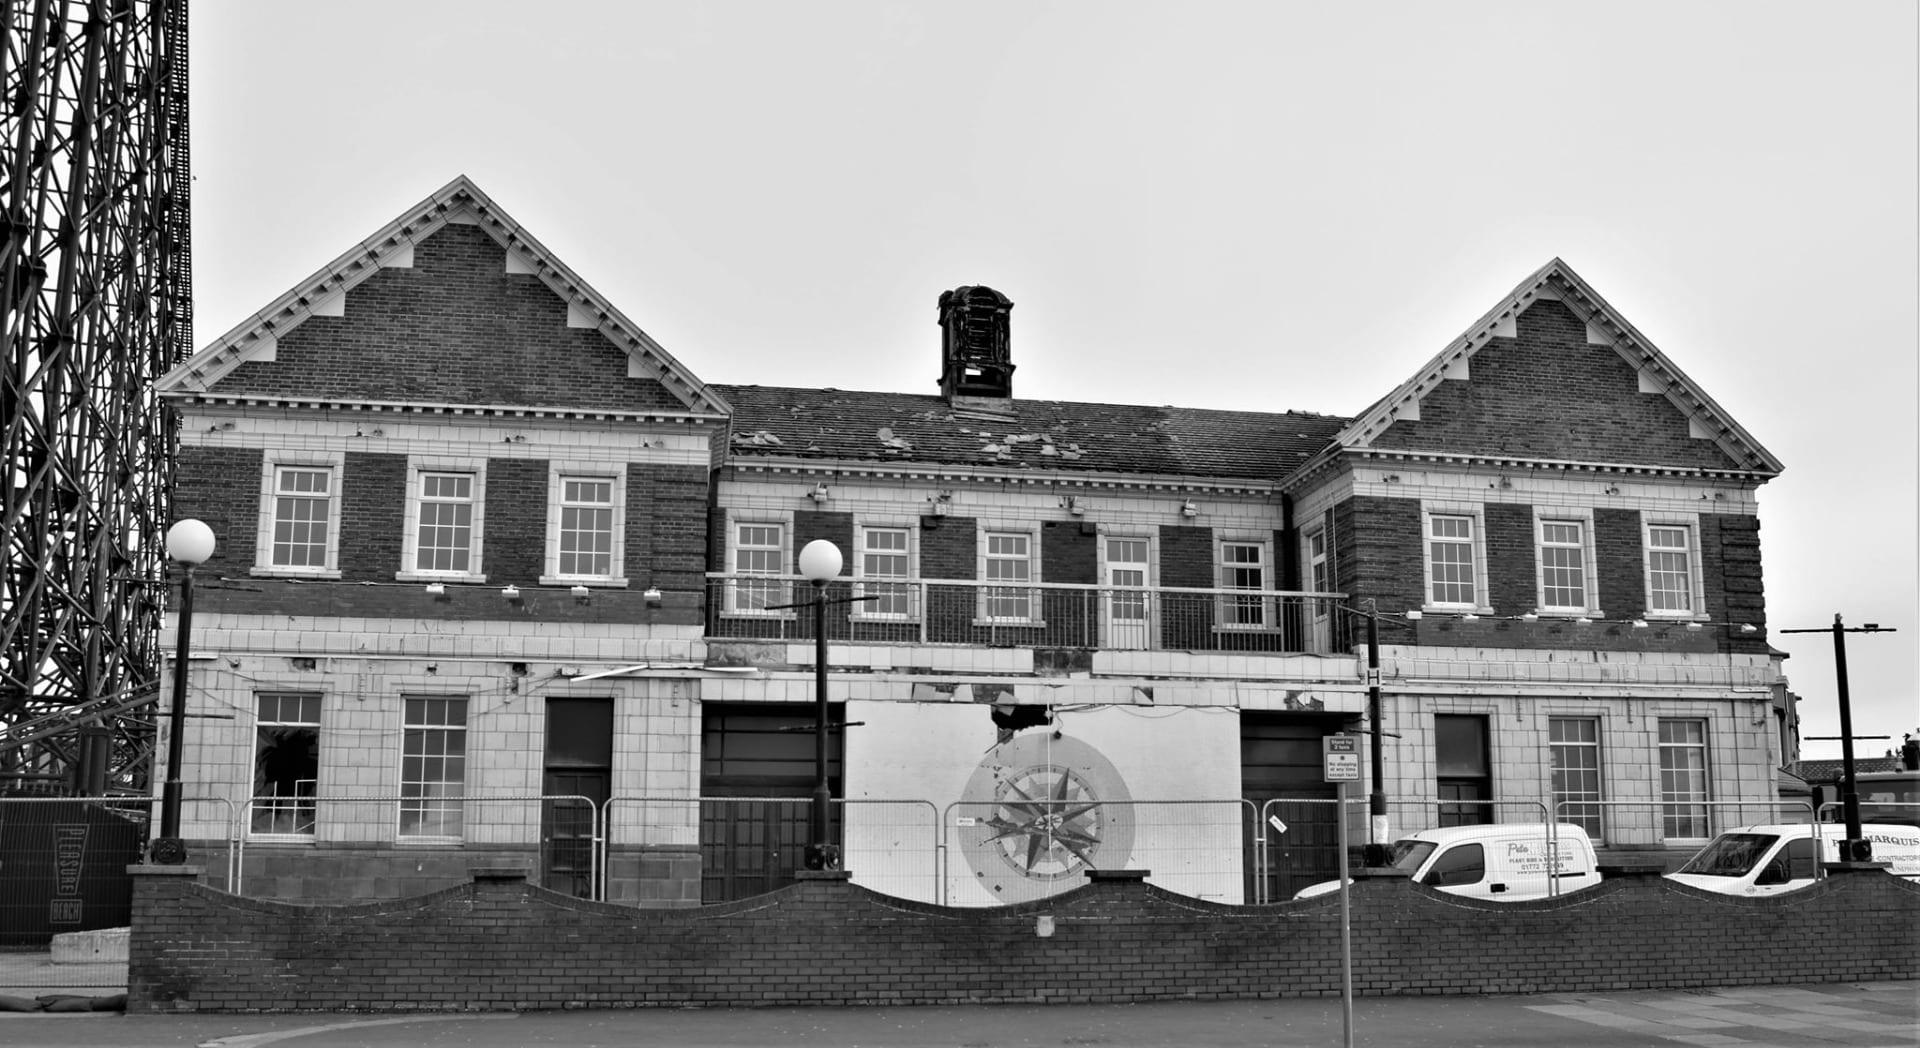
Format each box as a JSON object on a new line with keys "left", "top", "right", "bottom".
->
{"left": 126, "top": 866, "right": 1919, "bottom": 1013}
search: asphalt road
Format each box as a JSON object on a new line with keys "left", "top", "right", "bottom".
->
{"left": 1, "top": 982, "right": 1915, "bottom": 1048}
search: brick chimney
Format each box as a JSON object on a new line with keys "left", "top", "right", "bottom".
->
{"left": 937, "top": 286, "right": 1014, "bottom": 400}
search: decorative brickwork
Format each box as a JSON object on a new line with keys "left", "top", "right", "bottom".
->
{"left": 210, "top": 223, "right": 687, "bottom": 413}
{"left": 126, "top": 866, "right": 1918, "bottom": 1013}
{"left": 1373, "top": 299, "right": 1741, "bottom": 471}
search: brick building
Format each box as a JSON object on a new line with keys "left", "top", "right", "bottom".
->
{"left": 155, "top": 176, "right": 1789, "bottom": 906}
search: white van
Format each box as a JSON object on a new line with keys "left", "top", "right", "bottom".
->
{"left": 1294, "top": 823, "right": 1601, "bottom": 902}
{"left": 1667, "top": 822, "right": 1920, "bottom": 896}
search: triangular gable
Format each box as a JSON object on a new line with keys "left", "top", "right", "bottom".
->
{"left": 158, "top": 175, "right": 730, "bottom": 417}
{"left": 1333, "top": 259, "right": 1782, "bottom": 475}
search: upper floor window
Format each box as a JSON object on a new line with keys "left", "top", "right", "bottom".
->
{"left": 1644, "top": 518, "right": 1705, "bottom": 618}
{"left": 1217, "top": 538, "right": 1273, "bottom": 629}
{"left": 399, "top": 459, "right": 487, "bottom": 581}
{"left": 727, "top": 520, "right": 790, "bottom": 614}
{"left": 978, "top": 526, "right": 1039, "bottom": 624}
{"left": 1428, "top": 514, "right": 1476, "bottom": 606}
{"left": 1304, "top": 528, "right": 1329, "bottom": 593}
{"left": 415, "top": 473, "right": 475, "bottom": 573}
{"left": 1536, "top": 513, "right": 1598, "bottom": 615}
{"left": 543, "top": 468, "right": 626, "bottom": 585}
{"left": 273, "top": 468, "right": 334, "bottom": 568}
{"left": 854, "top": 524, "right": 916, "bottom": 620}
{"left": 255, "top": 452, "right": 343, "bottom": 578}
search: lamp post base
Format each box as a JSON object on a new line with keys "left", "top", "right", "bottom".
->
{"left": 148, "top": 837, "right": 188, "bottom": 865}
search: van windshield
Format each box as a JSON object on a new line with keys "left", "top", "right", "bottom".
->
{"left": 1676, "top": 833, "right": 1779, "bottom": 877}
{"left": 1388, "top": 840, "right": 1436, "bottom": 873}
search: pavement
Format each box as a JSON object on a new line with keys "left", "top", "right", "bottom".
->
{"left": 0, "top": 979, "right": 1913, "bottom": 1048}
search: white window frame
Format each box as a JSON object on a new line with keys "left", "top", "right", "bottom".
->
{"left": 1215, "top": 533, "right": 1276, "bottom": 632}
{"left": 398, "top": 457, "right": 488, "bottom": 582}
{"left": 539, "top": 464, "right": 627, "bottom": 587}
{"left": 1657, "top": 717, "right": 1711, "bottom": 843}
{"left": 852, "top": 521, "right": 918, "bottom": 622}
{"left": 1549, "top": 715, "right": 1605, "bottom": 841}
{"left": 250, "top": 691, "right": 322, "bottom": 839}
{"left": 1099, "top": 530, "right": 1158, "bottom": 647}
{"left": 399, "top": 695, "right": 469, "bottom": 841}
{"left": 975, "top": 522, "right": 1041, "bottom": 625}
{"left": 1642, "top": 513, "right": 1708, "bottom": 621}
{"left": 1421, "top": 502, "right": 1492, "bottom": 614}
{"left": 1534, "top": 508, "right": 1600, "bottom": 616}
{"left": 253, "top": 451, "right": 344, "bottom": 579}
{"left": 725, "top": 516, "right": 793, "bottom": 616}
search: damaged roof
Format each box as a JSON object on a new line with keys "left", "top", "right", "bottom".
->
{"left": 713, "top": 384, "right": 1350, "bottom": 482}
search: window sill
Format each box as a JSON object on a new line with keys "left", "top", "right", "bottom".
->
{"left": 396, "top": 570, "right": 488, "bottom": 584}
{"left": 971, "top": 618, "right": 1047, "bottom": 629}
{"left": 1644, "top": 613, "right": 1711, "bottom": 623}
{"left": 722, "top": 609, "right": 797, "bottom": 620}
{"left": 252, "top": 567, "right": 341, "bottom": 581}
{"left": 1422, "top": 604, "right": 1494, "bottom": 616}
{"left": 539, "top": 576, "right": 628, "bottom": 588}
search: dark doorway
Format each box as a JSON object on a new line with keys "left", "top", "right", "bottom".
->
{"left": 543, "top": 698, "right": 611, "bottom": 898}
{"left": 1241, "top": 713, "right": 1345, "bottom": 902}
{"left": 699, "top": 703, "right": 841, "bottom": 902}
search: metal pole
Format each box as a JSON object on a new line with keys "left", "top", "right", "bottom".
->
{"left": 1336, "top": 780, "right": 1354, "bottom": 1048}
{"left": 159, "top": 562, "right": 195, "bottom": 843}
{"left": 807, "top": 579, "right": 832, "bottom": 869}
{"left": 1831, "top": 614, "right": 1867, "bottom": 861}
{"left": 1365, "top": 603, "right": 1387, "bottom": 866}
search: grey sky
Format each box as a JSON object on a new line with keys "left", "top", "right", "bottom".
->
{"left": 189, "top": 1, "right": 1917, "bottom": 760}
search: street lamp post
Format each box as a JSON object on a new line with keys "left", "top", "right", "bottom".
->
{"left": 796, "top": 539, "right": 843, "bottom": 871}
{"left": 154, "top": 518, "right": 215, "bottom": 863}
{"left": 1782, "top": 614, "right": 1897, "bottom": 864}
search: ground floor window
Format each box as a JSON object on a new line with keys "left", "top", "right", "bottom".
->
{"left": 401, "top": 696, "right": 468, "bottom": 837}
{"left": 1659, "top": 718, "right": 1710, "bottom": 840}
{"left": 253, "top": 692, "right": 320, "bottom": 835}
{"left": 1550, "top": 716, "right": 1603, "bottom": 839}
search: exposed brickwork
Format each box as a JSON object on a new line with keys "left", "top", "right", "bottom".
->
{"left": 1484, "top": 502, "right": 1533, "bottom": 612}
{"left": 339, "top": 452, "right": 406, "bottom": 578}
{"left": 794, "top": 509, "right": 853, "bottom": 566}
{"left": 1158, "top": 525, "right": 1213, "bottom": 589}
{"left": 210, "top": 224, "right": 686, "bottom": 413}
{"left": 918, "top": 515, "right": 977, "bottom": 580}
{"left": 1705, "top": 513, "right": 1769, "bottom": 655}
{"left": 1594, "top": 507, "right": 1643, "bottom": 617}
{"left": 635, "top": 464, "right": 710, "bottom": 595}
{"left": 172, "top": 446, "right": 262, "bottom": 577}
{"left": 1340, "top": 496, "right": 1422, "bottom": 613}
{"left": 1374, "top": 299, "right": 1740, "bottom": 470}
{"left": 127, "top": 866, "right": 1918, "bottom": 1013}
{"left": 1041, "top": 521, "right": 1096, "bottom": 585}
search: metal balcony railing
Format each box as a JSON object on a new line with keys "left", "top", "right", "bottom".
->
{"left": 704, "top": 574, "right": 1351, "bottom": 656}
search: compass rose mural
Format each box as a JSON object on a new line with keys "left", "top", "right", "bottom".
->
{"left": 841, "top": 700, "right": 1244, "bottom": 906}
{"left": 957, "top": 733, "right": 1135, "bottom": 903}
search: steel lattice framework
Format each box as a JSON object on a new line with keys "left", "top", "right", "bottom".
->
{"left": 1, "top": 0, "right": 190, "bottom": 794}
